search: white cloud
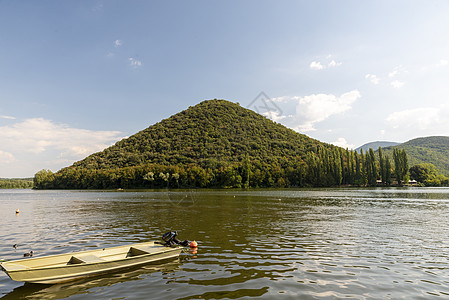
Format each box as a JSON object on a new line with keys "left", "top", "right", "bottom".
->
{"left": 261, "top": 111, "right": 286, "bottom": 122}
{"left": 0, "top": 117, "right": 123, "bottom": 162}
{"left": 388, "top": 65, "right": 408, "bottom": 77}
{"left": 310, "top": 61, "right": 324, "bottom": 70}
{"left": 365, "top": 74, "right": 380, "bottom": 85}
{"left": 388, "top": 70, "right": 399, "bottom": 78}
{"left": 391, "top": 80, "right": 404, "bottom": 88}
{"left": 386, "top": 107, "right": 440, "bottom": 130}
{"left": 0, "top": 150, "right": 15, "bottom": 164}
{"left": 252, "top": 90, "right": 361, "bottom": 133}
{"left": 384, "top": 103, "right": 449, "bottom": 141}
{"left": 328, "top": 60, "right": 342, "bottom": 68}
{"left": 309, "top": 60, "right": 342, "bottom": 70}
{"left": 388, "top": 66, "right": 401, "bottom": 77}
{"left": 129, "top": 57, "right": 142, "bottom": 68}
{"left": 0, "top": 115, "right": 16, "bottom": 120}
{"left": 294, "top": 90, "right": 361, "bottom": 132}
{"left": 114, "top": 39, "right": 123, "bottom": 48}
{"left": 331, "top": 137, "right": 355, "bottom": 149}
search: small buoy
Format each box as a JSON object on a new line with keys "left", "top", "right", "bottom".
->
{"left": 190, "top": 240, "right": 198, "bottom": 248}
{"left": 15, "top": 209, "right": 20, "bottom": 214}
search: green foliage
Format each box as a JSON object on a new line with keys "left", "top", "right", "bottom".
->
{"left": 409, "top": 163, "right": 449, "bottom": 186}
{"left": 34, "top": 169, "right": 55, "bottom": 189}
{"left": 0, "top": 178, "right": 33, "bottom": 189}
{"left": 383, "top": 136, "right": 449, "bottom": 176}
{"left": 393, "top": 149, "right": 409, "bottom": 184}
{"left": 409, "top": 163, "right": 437, "bottom": 183}
{"left": 33, "top": 99, "right": 409, "bottom": 189}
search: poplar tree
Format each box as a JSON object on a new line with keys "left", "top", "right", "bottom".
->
{"left": 378, "top": 147, "right": 385, "bottom": 184}
{"left": 385, "top": 155, "right": 392, "bottom": 185}
{"left": 360, "top": 149, "right": 367, "bottom": 186}
{"left": 366, "top": 148, "right": 377, "bottom": 186}
{"left": 355, "top": 151, "right": 362, "bottom": 185}
{"left": 393, "top": 149, "right": 409, "bottom": 184}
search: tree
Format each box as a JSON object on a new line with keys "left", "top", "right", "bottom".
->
{"left": 144, "top": 172, "right": 154, "bottom": 181}
{"left": 172, "top": 173, "right": 180, "bottom": 187}
{"left": 159, "top": 172, "right": 170, "bottom": 187}
{"left": 409, "top": 163, "right": 437, "bottom": 183}
{"left": 385, "top": 155, "right": 392, "bottom": 185}
{"left": 34, "top": 169, "right": 54, "bottom": 189}
{"left": 355, "top": 151, "right": 362, "bottom": 185}
{"left": 393, "top": 149, "right": 409, "bottom": 184}
{"left": 378, "top": 147, "right": 385, "bottom": 184}
{"left": 366, "top": 148, "right": 377, "bottom": 186}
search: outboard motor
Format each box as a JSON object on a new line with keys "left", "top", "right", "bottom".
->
{"left": 162, "top": 231, "right": 189, "bottom": 247}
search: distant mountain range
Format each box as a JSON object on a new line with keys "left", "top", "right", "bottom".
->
{"left": 357, "top": 136, "right": 449, "bottom": 176}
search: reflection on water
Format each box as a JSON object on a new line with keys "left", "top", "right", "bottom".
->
{"left": 1, "top": 188, "right": 449, "bottom": 299}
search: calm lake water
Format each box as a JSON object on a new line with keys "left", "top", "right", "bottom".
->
{"left": 1, "top": 188, "right": 449, "bottom": 299}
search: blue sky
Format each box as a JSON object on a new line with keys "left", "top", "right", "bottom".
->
{"left": 1, "top": 1, "right": 449, "bottom": 177}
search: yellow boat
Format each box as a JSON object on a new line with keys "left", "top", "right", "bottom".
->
{"left": 0, "top": 241, "right": 183, "bottom": 284}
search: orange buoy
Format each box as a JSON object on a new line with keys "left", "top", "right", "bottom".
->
{"left": 190, "top": 240, "right": 198, "bottom": 248}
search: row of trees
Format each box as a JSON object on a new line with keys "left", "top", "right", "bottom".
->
{"left": 304, "top": 147, "right": 407, "bottom": 187}
{"left": 0, "top": 178, "right": 33, "bottom": 189}
{"left": 34, "top": 147, "right": 412, "bottom": 189}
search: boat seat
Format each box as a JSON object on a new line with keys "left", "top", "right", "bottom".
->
{"left": 68, "top": 254, "right": 106, "bottom": 264}
{"left": 127, "top": 246, "right": 155, "bottom": 257}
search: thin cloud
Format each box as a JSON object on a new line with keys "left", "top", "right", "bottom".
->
{"left": 0, "top": 115, "right": 16, "bottom": 120}
{"left": 129, "top": 57, "right": 142, "bottom": 68}
{"left": 385, "top": 103, "right": 449, "bottom": 141}
{"left": 331, "top": 137, "right": 355, "bottom": 149}
{"left": 387, "top": 107, "right": 440, "bottom": 130}
{"left": 114, "top": 39, "right": 123, "bottom": 48}
{"left": 0, "top": 118, "right": 123, "bottom": 159}
{"left": 388, "top": 65, "right": 406, "bottom": 78}
{"left": 365, "top": 74, "right": 380, "bottom": 85}
{"left": 391, "top": 80, "right": 404, "bottom": 89}
{"left": 309, "top": 59, "right": 342, "bottom": 70}
{"left": 310, "top": 61, "right": 324, "bottom": 70}
{"left": 328, "top": 60, "right": 342, "bottom": 68}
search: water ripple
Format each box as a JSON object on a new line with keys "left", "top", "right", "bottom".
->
{"left": 2, "top": 188, "right": 449, "bottom": 299}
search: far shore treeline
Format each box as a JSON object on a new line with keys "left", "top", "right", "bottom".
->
{"left": 33, "top": 100, "right": 449, "bottom": 189}
{"left": 0, "top": 178, "right": 33, "bottom": 189}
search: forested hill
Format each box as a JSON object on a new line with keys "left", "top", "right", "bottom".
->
{"left": 72, "top": 99, "right": 325, "bottom": 170}
{"left": 382, "top": 136, "right": 449, "bottom": 176}
{"left": 34, "top": 99, "right": 398, "bottom": 189}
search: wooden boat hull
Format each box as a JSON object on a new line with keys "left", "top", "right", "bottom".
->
{"left": 0, "top": 241, "right": 182, "bottom": 284}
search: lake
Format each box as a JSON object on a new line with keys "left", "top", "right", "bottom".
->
{"left": 1, "top": 188, "right": 449, "bottom": 299}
